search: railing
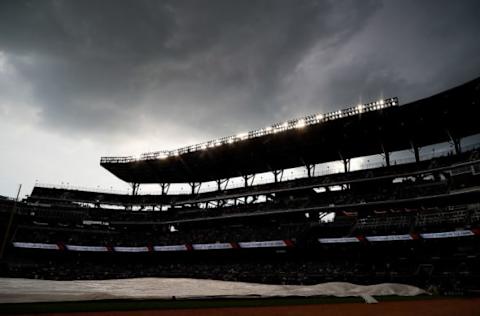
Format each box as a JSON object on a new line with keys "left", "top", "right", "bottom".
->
{"left": 35, "top": 183, "right": 131, "bottom": 195}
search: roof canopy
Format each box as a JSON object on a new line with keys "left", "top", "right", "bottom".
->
{"left": 101, "top": 77, "right": 480, "bottom": 184}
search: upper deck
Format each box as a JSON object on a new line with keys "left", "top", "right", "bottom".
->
{"left": 100, "top": 77, "right": 480, "bottom": 184}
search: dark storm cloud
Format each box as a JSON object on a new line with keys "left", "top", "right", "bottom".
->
{"left": 273, "top": 0, "right": 480, "bottom": 116}
{"left": 0, "top": 0, "right": 381, "bottom": 138}
{"left": 1, "top": 0, "right": 480, "bottom": 143}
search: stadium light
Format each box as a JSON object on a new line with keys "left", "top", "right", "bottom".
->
{"left": 236, "top": 132, "right": 248, "bottom": 141}
{"left": 295, "top": 119, "right": 306, "bottom": 129}
{"left": 101, "top": 97, "right": 399, "bottom": 163}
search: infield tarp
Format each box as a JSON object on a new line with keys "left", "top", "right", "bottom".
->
{"left": 0, "top": 278, "right": 425, "bottom": 304}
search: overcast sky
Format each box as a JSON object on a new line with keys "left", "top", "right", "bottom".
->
{"left": 1, "top": 0, "right": 480, "bottom": 197}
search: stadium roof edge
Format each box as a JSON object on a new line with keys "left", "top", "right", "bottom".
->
{"left": 100, "top": 76, "right": 480, "bottom": 184}
{"left": 101, "top": 97, "right": 399, "bottom": 164}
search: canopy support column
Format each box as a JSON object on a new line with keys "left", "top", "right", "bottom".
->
{"left": 338, "top": 152, "right": 350, "bottom": 173}
{"left": 381, "top": 144, "right": 390, "bottom": 167}
{"left": 243, "top": 174, "right": 255, "bottom": 187}
{"left": 216, "top": 178, "right": 230, "bottom": 191}
{"left": 131, "top": 183, "right": 140, "bottom": 196}
{"left": 306, "top": 164, "right": 315, "bottom": 178}
{"left": 160, "top": 183, "right": 170, "bottom": 195}
{"left": 343, "top": 158, "right": 351, "bottom": 173}
{"left": 189, "top": 182, "right": 200, "bottom": 195}
{"left": 273, "top": 170, "right": 284, "bottom": 183}
{"left": 453, "top": 138, "right": 462, "bottom": 154}
{"left": 446, "top": 130, "right": 462, "bottom": 155}
{"left": 410, "top": 142, "right": 420, "bottom": 163}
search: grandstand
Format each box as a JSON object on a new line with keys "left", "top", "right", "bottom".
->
{"left": 1, "top": 77, "right": 480, "bottom": 297}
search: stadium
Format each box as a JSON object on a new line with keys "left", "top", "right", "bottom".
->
{"left": 1, "top": 77, "right": 480, "bottom": 315}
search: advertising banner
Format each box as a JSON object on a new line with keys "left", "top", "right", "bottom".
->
{"left": 420, "top": 230, "right": 474, "bottom": 239}
{"left": 238, "top": 240, "right": 287, "bottom": 248}
{"left": 113, "top": 246, "right": 150, "bottom": 252}
{"left": 66, "top": 245, "right": 109, "bottom": 252}
{"left": 366, "top": 234, "right": 412, "bottom": 242}
{"left": 318, "top": 237, "right": 360, "bottom": 244}
{"left": 153, "top": 245, "right": 188, "bottom": 251}
{"left": 12, "top": 242, "right": 59, "bottom": 250}
{"left": 192, "top": 243, "right": 233, "bottom": 250}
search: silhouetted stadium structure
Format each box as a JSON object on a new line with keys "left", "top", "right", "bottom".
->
{"left": 1, "top": 77, "right": 480, "bottom": 295}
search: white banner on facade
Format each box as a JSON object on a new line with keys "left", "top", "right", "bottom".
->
{"left": 420, "top": 230, "right": 474, "bottom": 239}
{"left": 82, "top": 220, "right": 109, "bottom": 226}
{"left": 65, "top": 245, "right": 108, "bottom": 252}
{"left": 153, "top": 245, "right": 188, "bottom": 252}
{"left": 113, "top": 246, "right": 150, "bottom": 253}
{"left": 192, "top": 243, "right": 232, "bottom": 250}
{"left": 318, "top": 237, "right": 360, "bottom": 244}
{"left": 12, "top": 242, "right": 59, "bottom": 250}
{"left": 366, "top": 234, "right": 412, "bottom": 242}
{"left": 238, "top": 240, "right": 287, "bottom": 248}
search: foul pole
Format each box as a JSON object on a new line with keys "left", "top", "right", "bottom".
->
{"left": 0, "top": 184, "right": 22, "bottom": 260}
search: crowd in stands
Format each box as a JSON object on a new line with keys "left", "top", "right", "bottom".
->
{"left": 2, "top": 172, "right": 468, "bottom": 229}
{"left": 353, "top": 204, "right": 480, "bottom": 235}
{"left": 12, "top": 221, "right": 308, "bottom": 246}
{"left": 9, "top": 203, "right": 480, "bottom": 248}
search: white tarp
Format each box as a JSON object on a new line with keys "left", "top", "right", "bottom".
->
{"left": 0, "top": 277, "right": 426, "bottom": 304}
